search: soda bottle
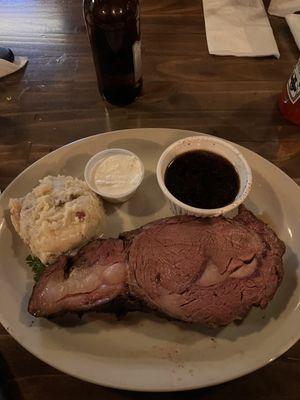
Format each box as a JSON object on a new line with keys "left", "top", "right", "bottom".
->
{"left": 83, "top": 0, "right": 142, "bottom": 106}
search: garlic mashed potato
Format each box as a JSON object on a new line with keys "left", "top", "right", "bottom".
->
{"left": 9, "top": 175, "right": 105, "bottom": 264}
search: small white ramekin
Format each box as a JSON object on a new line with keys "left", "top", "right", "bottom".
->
{"left": 84, "top": 148, "right": 144, "bottom": 204}
{"left": 156, "top": 135, "right": 252, "bottom": 217}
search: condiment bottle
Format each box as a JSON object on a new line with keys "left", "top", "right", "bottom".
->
{"left": 83, "top": 0, "right": 142, "bottom": 106}
{"left": 279, "top": 58, "right": 300, "bottom": 125}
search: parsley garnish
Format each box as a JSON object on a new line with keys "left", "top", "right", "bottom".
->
{"left": 26, "top": 255, "right": 46, "bottom": 282}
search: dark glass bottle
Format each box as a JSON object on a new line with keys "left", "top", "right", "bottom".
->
{"left": 83, "top": 0, "right": 142, "bottom": 106}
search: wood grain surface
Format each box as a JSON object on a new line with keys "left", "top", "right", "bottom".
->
{"left": 0, "top": 0, "right": 299, "bottom": 399}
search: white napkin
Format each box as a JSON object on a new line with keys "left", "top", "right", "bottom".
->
{"left": 268, "top": 0, "right": 300, "bottom": 17}
{"left": 286, "top": 14, "right": 300, "bottom": 49}
{"left": 268, "top": 1, "right": 300, "bottom": 50}
{"left": 203, "top": 0, "right": 280, "bottom": 58}
{"left": 0, "top": 56, "right": 28, "bottom": 79}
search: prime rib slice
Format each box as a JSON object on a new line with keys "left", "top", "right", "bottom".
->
{"left": 28, "top": 206, "right": 285, "bottom": 326}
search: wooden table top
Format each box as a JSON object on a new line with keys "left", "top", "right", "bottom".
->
{"left": 0, "top": 0, "right": 299, "bottom": 399}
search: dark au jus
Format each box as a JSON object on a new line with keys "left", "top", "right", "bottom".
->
{"left": 164, "top": 150, "right": 240, "bottom": 209}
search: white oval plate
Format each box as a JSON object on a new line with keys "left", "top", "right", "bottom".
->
{"left": 0, "top": 128, "right": 299, "bottom": 392}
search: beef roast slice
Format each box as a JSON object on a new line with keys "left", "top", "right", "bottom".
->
{"left": 28, "top": 239, "right": 127, "bottom": 317}
{"left": 29, "top": 206, "right": 285, "bottom": 326}
{"left": 126, "top": 206, "right": 285, "bottom": 326}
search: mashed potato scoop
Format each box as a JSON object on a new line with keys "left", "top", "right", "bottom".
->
{"left": 9, "top": 175, "right": 106, "bottom": 265}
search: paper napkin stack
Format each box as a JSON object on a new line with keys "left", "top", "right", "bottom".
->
{"left": 203, "top": 0, "right": 280, "bottom": 58}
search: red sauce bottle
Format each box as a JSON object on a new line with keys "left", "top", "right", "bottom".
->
{"left": 279, "top": 58, "right": 300, "bottom": 125}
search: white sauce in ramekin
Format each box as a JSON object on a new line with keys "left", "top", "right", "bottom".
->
{"left": 93, "top": 153, "right": 143, "bottom": 196}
